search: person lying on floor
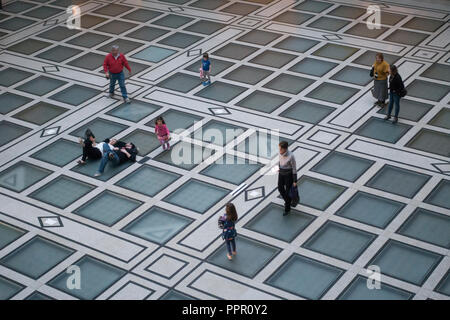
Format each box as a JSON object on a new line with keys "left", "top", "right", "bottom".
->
{"left": 94, "top": 140, "right": 138, "bottom": 177}
{"left": 77, "top": 129, "right": 116, "bottom": 165}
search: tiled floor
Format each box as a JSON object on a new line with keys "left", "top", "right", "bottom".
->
{"left": 0, "top": 0, "right": 449, "bottom": 301}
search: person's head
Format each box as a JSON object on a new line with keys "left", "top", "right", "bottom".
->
{"left": 111, "top": 45, "right": 119, "bottom": 56}
{"left": 124, "top": 142, "right": 134, "bottom": 149}
{"left": 203, "top": 52, "right": 209, "bottom": 61}
{"left": 109, "top": 138, "right": 117, "bottom": 145}
{"left": 155, "top": 116, "right": 165, "bottom": 126}
{"left": 225, "top": 203, "right": 238, "bottom": 222}
{"left": 85, "top": 129, "right": 95, "bottom": 142}
{"left": 390, "top": 65, "right": 398, "bottom": 75}
{"left": 375, "top": 52, "right": 384, "bottom": 63}
{"left": 279, "top": 141, "right": 289, "bottom": 155}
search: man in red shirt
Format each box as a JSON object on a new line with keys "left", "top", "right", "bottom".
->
{"left": 103, "top": 45, "right": 132, "bottom": 103}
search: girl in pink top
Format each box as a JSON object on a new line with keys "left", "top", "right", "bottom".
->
{"left": 155, "top": 116, "right": 171, "bottom": 150}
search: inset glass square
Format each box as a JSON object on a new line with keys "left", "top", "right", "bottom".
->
{"left": 12, "top": 102, "right": 68, "bottom": 125}
{"left": 355, "top": 117, "right": 411, "bottom": 143}
{"left": 23, "top": 6, "right": 63, "bottom": 19}
{"left": 95, "top": 20, "right": 138, "bottom": 35}
{"left": 71, "top": 157, "right": 133, "bottom": 182}
{"left": 192, "top": 120, "right": 245, "bottom": 146}
{"left": 328, "top": 5, "right": 366, "bottom": 19}
{"left": 126, "top": 26, "right": 169, "bottom": 42}
{"left": 352, "top": 50, "right": 400, "bottom": 66}
{"left": 92, "top": 3, "right": 133, "bottom": 16}
{"left": 307, "top": 16, "right": 350, "bottom": 32}
{"left": 152, "top": 14, "right": 194, "bottom": 29}
{"left": 0, "top": 276, "right": 23, "bottom": 300}
{"left": 406, "top": 128, "right": 450, "bottom": 157}
{"left": 274, "top": 36, "right": 319, "bottom": 53}
{"left": 289, "top": 57, "right": 337, "bottom": 77}
{"left": 0, "top": 121, "right": 32, "bottom": 147}
{"left": 26, "top": 292, "right": 53, "bottom": 300}
{"left": 0, "top": 161, "right": 52, "bottom": 192}
{"left": 263, "top": 74, "right": 314, "bottom": 95}
{"left": 345, "top": 23, "right": 388, "bottom": 39}
{"left": 220, "top": 2, "right": 260, "bottom": 15}
{"left": 297, "top": 176, "right": 346, "bottom": 210}
{"left": 107, "top": 100, "right": 160, "bottom": 122}
{"left": 154, "top": 142, "right": 215, "bottom": 170}
{"left": 237, "top": 30, "right": 281, "bottom": 46}
{"left": 0, "top": 93, "right": 32, "bottom": 115}
{"left": 184, "top": 20, "right": 226, "bottom": 35}
{"left": 49, "top": 84, "right": 100, "bottom": 106}
{"left": 213, "top": 43, "right": 259, "bottom": 60}
{"left": 147, "top": 109, "right": 203, "bottom": 131}
{"left": 402, "top": 17, "right": 444, "bottom": 32}
{"left": 66, "top": 32, "right": 111, "bottom": 48}
{"left": 435, "top": 271, "right": 450, "bottom": 296}
{"left": 339, "top": 275, "right": 412, "bottom": 300}
{"left": 424, "top": 179, "right": 450, "bottom": 210}
{"left": 7, "top": 38, "right": 52, "bottom": 55}
{"left": 158, "top": 32, "right": 203, "bottom": 49}
{"left": 223, "top": 65, "right": 273, "bottom": 85}
{"left": 306, "top": 82, "right": 359, "bottom": 104}
{"left": 97, "top": 39, "right": 144, "bottom": 54}
{"left": 331, "top": 66, "right": 372, "bottom": 86}
{"left": 120, "top": 129, "right": 161, "bottom": 156}
{"left": 273, "top": 11, "right": 314, "bottom": 25}
{"left": 236, "top": 90, "right": 289, "bottom": 113}
{"left": 293, "top": 0, "right": 333, "bottom": 13}
{"left": 195, "top": 81, "right": 247, "bottom": 103}
{"left": 36, "top": 45, "right": 83, "bottom": 63}
{"left": 0, "top": 68, "right": 34, "bottom": 87}
{"left": 280, "top": 100, "right": 335, "bottom": 124}
{"left": 70, "top": 118, "right": 128, "bottom": 142}
{"left": 384, "top": 30, "right": 428, "bottom": 46}
{"left": 235, "top": 131, "right": 289, "bottom": 159}
{"left": 249, "top": 50, "right": 297, "bottom": 68}
{"left": 160, "top": 289, "right": 195, "bottom": 300}
{"left": 3, "top": 1, "right": 36, "bottom": 13}
{"left": 121, "top": 9, "right": 163, "bottom": 22}
{"left": 420, "top": 63, "right": 450, "bottom": 82}
{"left": 0, "top": 222, "right": 25, "bottom": 250}
{"left": 313, "top": 43, "right": 358, "bottom": 61}
{"left": 16, "top": 76, "right": 67, "bottom": 96}
{"left": 406, "top": 79, "right": 449, "bottom": 102}
{"left": 158, "top": 72, "right": 201, "bottom": 93}
{"left": 377, "top": 99, "right": 433, "bottom": 122}
{"left": 31, "top": 139, "right": 81, "bottom": 167}
{"left": 132, "top": 45, "right": 177, "bottom": 63}
{"left": 0, "top": 17, "right": 35, "bottom": 31}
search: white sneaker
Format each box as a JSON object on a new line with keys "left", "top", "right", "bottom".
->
{"left": 125, "top": 98, "right": 131, "bottom": 104}
{"left": 94, "top": 172, "right": 102, "bottom": 177}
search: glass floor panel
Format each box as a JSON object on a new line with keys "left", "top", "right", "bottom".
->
{"left": 223, "top": 65, "right": 273, "bottom": 85}
{"left": 344, "top": 23, "right": 388, "bottom": 39}
{"left": 297, "top": 176, "right": 346, "bottom": 210}
{"left": 303, "top": 221, "right": 376, "bottom": 263}
{"left": 189, "top": 0, "right": 229, "bottom": 10}
{"left": 185, "top": 58, "right": 234, "bottom": 76}
{"left": 377, "top": 99, "right": 433, "bottom": 122}
{"left": 120, "top": 129, "right": 161, "bottom": 156}
{"left": 330, "top": 66, "right": 372, "bottom": 86}
{"left": 355, "top": 117, "right": 412, "bottom": 143}
{"left": 13, "top": 102, "right": 68, "bottom": 125}
{"left": 236, "top": 30, "right": 281, "bottom": 46}
{"left": 328, "top": 5, "right": 366, "bottom": 19}
{"left": 92, "top": 3, "right": 133, "bottom": 16}
{"left": 212, "top": 43, "right": 259, "bottom": 60}
{"left": 70, "top": 118, "right": 128, "bottom": 142}
{"left": 0, "top": 276, "right": 23, "bottom": 300}
{"left": 424, "top": 179, "right": 450, "bottom": 210}
{"left": 397, "top": 208, "right": 450, "bottom": 248}
{"left": 236, "top": 90, "right": 289, "bottom": 113}
{"left": 49, "top": 84, "right": 100, "bottom": 106}
{"left": 192, "top": 120, "right": 245, "bottom": 146}
{"left": 0, "top": 161, "right": 52, "bottom": 192}
{"left": 0, "top": 92, "right": 32, "bottom": 115}
{"left": 0, "top": 17, "right": 35, "bottom": 31}
{"left": 131, "top": 45, "right": 177, "bottom": 63}
{"left": 71, "top": 157, "right": 133, "bottom": 182}
{"left": 0, "top": 222, "right": 25, "bottom": 250}
{"left": 266, "top": 254, "right": 343, "bottom": 299}
{"left": 293, "top": 0, "right": 333, "bottom": 13}
{"left": 289, "top": 57, "right": 338, "bottom": 77}
{"left": 406, "top": 128, "right": 450, "bottom": 157}
{"left": 306, "top": 82, "right": 359, "bottom": 105}
{"left": 0, "top": 68, "right": 34, "bottom": 87}
{"left": 157, "top": 72, "right": 201, "bottom": 93}
{"left": 428, "top": 107, "right": 450, "bottom": 129}
{"left": 94, "top": 21, "right": 138, "bottom": 35}
{"left": 122, "top": 206, "right": 192, "bottom": 244}
{"left": 16, "top": 76, "right": 67, "bottom": 96}
{"left": 402, "top": 17, "right": 444, "bottom": 32}
{"left": 365, "top": 164, "right": 430, "bottom": 198}
{"left": 3, "top": 1, "right": 36, "bottom": 13}
{"left": 146, "top": 109, "right": 203, "bottom": 132}
{"left": 207, "top": 235, "right": 280, "bottom": 278}
{"left": 29, "top": 175, "right": 95, "bottom": 209}
{"left": 307, "top": 16, "right": 351, "bottom": 32}
{"left": 420, "top": 63, "right": 450, "bottom": 82}
{"left": 24, "top": 6, "right": 63, "bottom": 19}
{"left": 36, "top": 45, "right": 83, "bottom": 63}
{"left": 116, "top": 165, "right": 181, "bottom": 197}
{"left": 352, "top": 50, "right": 400, "bottom": 67}
{"left": 0, "top": 236, "right": 73, "bottom": 279}
{"left": 311, "top": 151, "right": 374, "bottom": 182}
{"left": 338, "top": 275, "right": 412, "bottom": 300}
{"left": 157, "top": 32, "right": 203, "bottom": 49}
{"left": 106, "top": 101, "right": 160, "bottom": 122}
{"left": 280, "top": 100, "right": 335, "bottom": 124}
{"left": 363, "top": 11, "right": 406, "bottom": 26}
{"left": 368, "top": 240, "right": 442, "bottom": 285}
{"left": 160, "top": 290, "right": 195, "bottom": 300}
{"left": 194, "top": 81, "right": 248, "bottom": 103}
{"left": 154, "top": 142, "right": 215, "bottom": 170}
{"left": 48, "top": 256, "right": 126, "bottom": 300}
{"left": 0, "top": 121, "right": 32, "bottom": 147}
{"left": 66, "top": 32, "right": 111, "bottom": 48}
{"left": 25, "top": 292, "right": 53, "bottom": 300}
{"left": 249, "top": 50, "right": 297, "bottom": 68}
{"left": 220, "top": 2, "right": 261, "bottom": 15}
{"left": 163, "top": 179, "right": 229, "bottom": 214}
{"left": 273, "top": 11, "right": 314, "bottom": 25}
{"left": 235, "top": 131, "right": 290, "bottom": 160}
{"left": 31, "top": 139, "right": 81, "bottom": 167}
{"left": 183, "top": 20, "right": 227, "bottom": 35}
{"left": 263, "top": 74, "right": 314, "bottom": 95}
{"left": 312, "top": 43, "right": 359, "bottom": 61}
{"left": 435, "top": 271, "right": 450, "bottom": 296}
{"left": 273, "top": 36, "right": 319, "bottom": 53}
{"left": 126, "top": 26, "right": 169, "bottom": 42}
{"left": 152, "top": 14, "right": 194, "bottom": 29}
{"left": 6, "top": 38, "right": 52, "bottom": 55}
{"left": 384, "top": 30, "right": 429, "bottom": 46}
{"left": 245, "top": 203, "right": 315, "bottom": 242}
{"left": 200, "top": 154, "right": 263, "bottom": 185}
{"left": 336, "top": 191, "right": 404, "bottom": 228}
{"left": 406, "top": 79, "right": 449, "bottom": 102}
{"left": 74, "top": 190, "right": 142, "bottom": 226}
{"left": 97, "top": 39, "right": 144, "bottom": 54}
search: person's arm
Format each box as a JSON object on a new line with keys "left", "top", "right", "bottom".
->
{"left": 103, "top": 56, "right": 109, "bottom": 78}
{"left": 291, "top": 154, "right": 297, "bottom": 185}
{"left": 164, "top": 124, "right": 170, "bottom": 137}
{"left": 122, "top": 55, "right": 132, "bottom": 74}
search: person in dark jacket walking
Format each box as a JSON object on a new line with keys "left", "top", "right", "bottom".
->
{"left": 384, "top": 65, "right": 405, "bottom": 124}
{"left": 278, "top": 141, "right": 297, "bottom": 216}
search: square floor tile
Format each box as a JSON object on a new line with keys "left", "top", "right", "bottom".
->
{"left": 245, "top": 203, "right": 315, "bottom": 242}
{"left": 363, "top": 11, "right": 406, "bottom": 26}
{"left": 51, "top": 0, "right": 90, "bottom": 7}
{"left": 70, "top": 118, "right": 128, "bottom": 142}
{"left": 331, "top": 66, "right": 372, "bottom": 86}
{"left": 67, "top": 52, "right": 105, "bottom": 70}
{"left": 66, "top": 32, "right": 111, "bottom": 48}
{"left": 424, "top": 179, "right": 450, "bottom": 210}
{"left": 74, "top": 190, "right": 142, "bottom": 226}
{"left": 313, "top": 43, "right": 359, "bottom": 61}
{"left": 336, "top": 191, "right": 404, "bottom": 228}
{"left": 7, "top": 38, "right": 52, "bottom": 55}
{"left": 397, "top": 208, "right": 450, "bottom": 248}
{"left": 25, "top": 292, "right": 53, "bottom": 300}
{"left": 0, "top": 68, "right": 34, "bottom": 87}
{"left": 273, "top": 11, "right": 314, "bottom": 25}
{"left": 152, "top": 14, "right": 194, "bottom": 29}
{"left": 93, "top": 3, "right": 133, "bottom": 16}
{"left": 0, "top": 93, "right": 32, "bottom": 115}
{"left": 126, "top": 26, "right": 169, "bottom": 42}
{"left": 306, "top": 82, "right": 359, "bottom": 104}
{"left": 146, "top": 109, "right": 203, "bottom": 131}
{"left": 16, "top": 76, "right": 67, "bottom": 96}
{"left": 0, "top": 276, "right": 23, "bottom": 300}
{"left": 107, "top": 101, "right": 160, "bottom": 122}
{"left": 0, "top": 17, "right": 36, "bottom": 31}
{"left": 30, "top": 175, "right": 95, "bottom": 209}
{"left": 71, "top": 157, "right": 133, "bottom": 182}
{"left": 237, "top": 90, "right": 289, "bottom": 113}
{"left": 0, "top": 236, "right": 73, "bottom": 279}
{"left": 154, "top": 142, "right": 215, "bottom": 170}
{"left": 0, "top": 222, "right": 25, "bottom": 250}
{"left": 0, "top": 161, "right": 52, "bottom": 192}
{"left": 120, "top": 129, "right": 160, "bottom": 156}
{"left": 303, "top": 221, "right": 376, "bottom": 263}
{"left": 406, "top": 79, "right": 449, "bottom": 102}
{"left": 164, "top": 179, "right": 229, "bottom": 214}
{"left": 311, "top": 151, "right": 374, "bottom": 182}
{"left": 377, "top": 99, "right": 433, "bottom": 122}
{"left": 435, "top": 271, "right": 450, "bottom": 296}
{"left": 132, "top": 45, "right": 177, "bottom": 63}
{"left": 201, "top": 154, "right": 263, "bottom": 185}
{"left": 213, "top": 43, "right": 259, "bottom": 60}
{"left": 95, "top": 20, "right": 138, "bottom": 35}
{"left": 78, "top": 14, "right": 108, "bottom": 29}
{"left": 97, "top": 39, "right": 144, "bottom": 54}
{"left": 235, "top": 131, "right": 289, "bottom": 159}
{"left": 0, "top": 121, "right": 32, "bottom": 147}
{"left": 365, "top": 164, "right": 430, "bottom": 198}
{"left": 192, "top": 120, "right": 245, "bottom": 147}
{"left": 289, "top": 57, "right": 338, "bottom": 77}
{"left": 146, "top": 255, "right": 186, "bottom": 278}
{"left": 185, "top": 58, "right": 234, "bottom": 76}
{"left": 249, "top": 50, "right": 297, "bottom": 68}
{"left": 402, "top": 17, "right": 444, "bottom": 32}
{"left": 263, "top": 74, "right": 314, "bottom": 95}
{"left": 31, "top": 139, "right": 81, "bottom": 167}
{"left": 184, "top": 20, "right": 226, "bottom": 35}
{"left": 345, "top": 23, "right": 388, "bottom": 39}
{"left": 123, "top": 206, "right": 192, "bottom": 244}
{"left": 307, "top": 16, "right": 350, "bottom": 32}
{"left": 406, "top": 129, "right": 450, "bottom": 157}
{"left": 158, "top": 32, "right": 203, "bottom": 49}
{"left": 223, "top": 65, "right": 273, "bottom": 85}
{"left": 36, "top": 45, "right": 83, "bottom": 63}
{"left": 339, "top": 275, "right": 412, "bottom": 300}
{"left": 221, "top": 2, "right": 261, "bottom": 15}
{"left": 297, "top": 176, "right": 346, "bottom": 210}
{"left": 23, "top": 6, "right": 63, "bottom": 19}
{"left": 328, "top": 5, "right": 366, "bottom": 19}
{"left": 160, "top": 289, "right": 195, "bottom": 300}
{"left": 195, "top": 81, "right": 247, "bottom": 103}
{"left": 353, "top": 50, "right": 400, "bottom": 66}
{"left": 49, "top": 256, "right": 125, "bottom": 300}
{"left": 13, "top": 102, "right": 68, "bottom": 125}
{"left": 3, "top": 1, "right": 36, "bottom": 13}
{"left": 280, "top": 100, "right": 335, "bottom": 124}
{"left": 266, "top": 254, "right": 343, "bottom": 299}
{"left": 420, "top": 63, "right": 450, "bottom": 82}
{"left": 37, "top": 24, "right": 81, "bottom": 41}
{"left": 190, "top": 0, "right": 229, "bottom": 10}
{"left": 117, "top": 165, "right": 180, "bottom": 197}
{"left": 208, "top": 236, "right": 279, "bottom": 278}
{"left": 384, "top": 29, "right": 429, "bottom": 46}
{"left": 368, "top": 240, "right": 442, "bottom": 285}
{"left": 158, "top": 72, "right": 201, "bottom": 93}
{"left": 49, "top": 84, "right": 100, "bottom": 106}
{"left": 274, "top": 36, "right": 319, "bottom": 53}
{"left": 355, "top": 117, "right": 411, "bottom": 143}
{"left": 122, "top": 9, "right": 163, "bottom": 22}
{"left": 237, "top": 30, "right": 281, "bottom": 46}
{"left": 293, "top": 0, "right": 333, "bottom": 13}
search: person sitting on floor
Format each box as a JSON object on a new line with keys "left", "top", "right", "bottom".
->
{"left": 94, "top": 140, "right": 138, "bottom": 177}
{"left": 77, "top": 129, "right": 113, "bottom": 164}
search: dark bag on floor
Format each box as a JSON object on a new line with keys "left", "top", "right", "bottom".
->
{"left": 289, "top": 185, "right": 300, "bottom": 207}
{"left": 370, "top": 66, "right": 374, "bottom": 77}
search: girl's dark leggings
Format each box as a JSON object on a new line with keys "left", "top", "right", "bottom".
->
{"left": 226, "top": 239, "right": 236, "bottom": 255}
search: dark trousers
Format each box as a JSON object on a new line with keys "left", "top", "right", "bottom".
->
{"left": 226, "top": 239, "right": 236, "bottom": 255}
{"left": 278, "top": 171, "right": 293, "bottom": 212}
{"left": 82, "top": 141, "right": 102, "bottom": 162}
{"left": 387, "top": 91, "right": 400, "bottom": 118}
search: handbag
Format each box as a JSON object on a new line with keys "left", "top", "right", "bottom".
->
{"left": 369, "top": 66, "right": 374, "bottom": 77}
{"left": 289, "top": 185, "right": 300, "bottom": 207}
